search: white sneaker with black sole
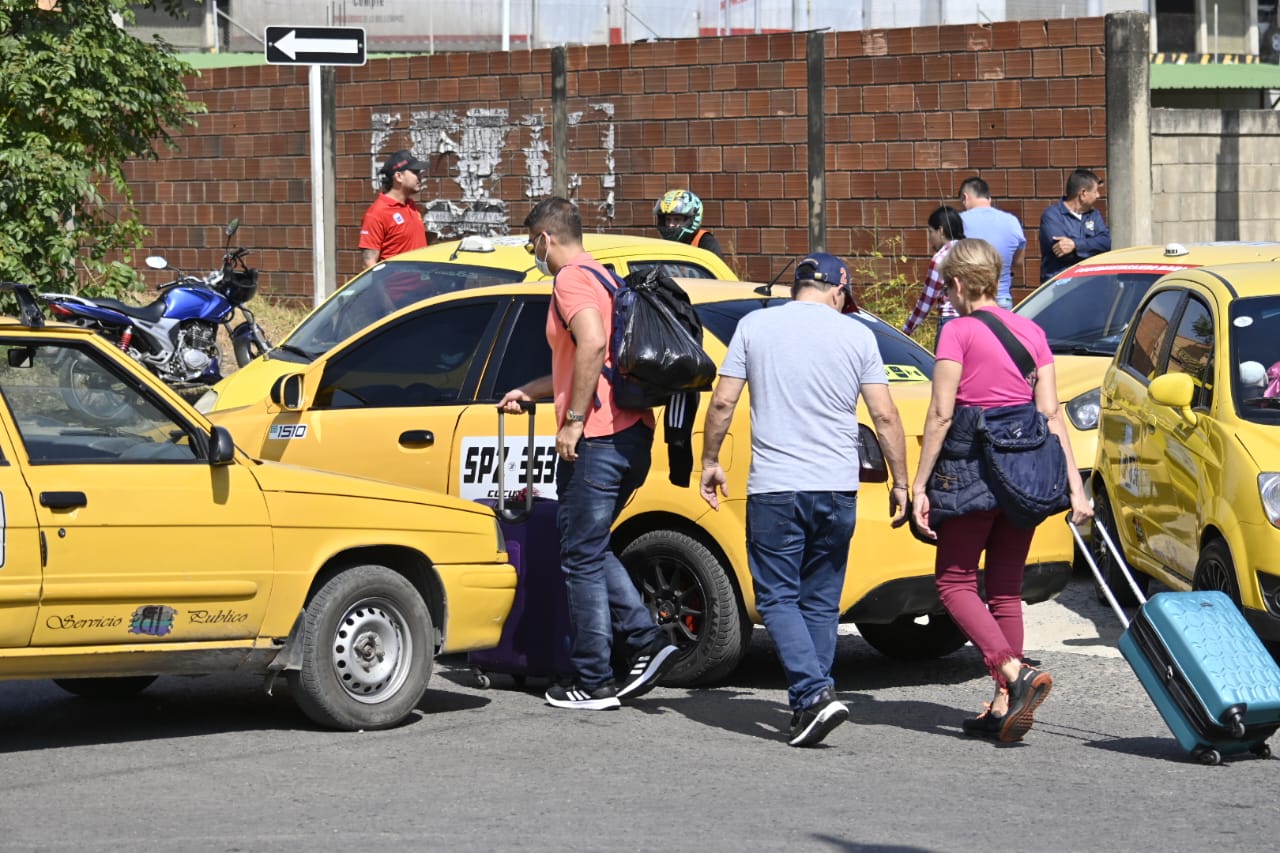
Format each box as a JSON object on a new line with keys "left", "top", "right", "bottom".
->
{"left": 545, "top": 682, "right": 621, "bottom": 710}
{"left": 616, "top": 639, "right": 681, "bottom": 699}
{"left": 787, "top": 688, "right": 849, "bottom": 747}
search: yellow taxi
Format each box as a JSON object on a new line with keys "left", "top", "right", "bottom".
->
{"left": 1014, "top": 243, "right": 1280, "bottom": 507}
{"left": 207, "top": 276, "right": 1075, "bottom": 685}
{"left": 1091, "top": 261, "right": 1280, "bottom": 642}
{"left": 198, "top": 233, "right": 737, "bottom": 414}
{"left": 0, "top": 285, "right": 514, "bottom": 730}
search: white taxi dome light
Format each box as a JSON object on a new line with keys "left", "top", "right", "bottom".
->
{"left": 1164, "top": 242, "right": 1190, "bottom": 257}
{"left": 458, "top": 235, "right": 495, "bottom": 253}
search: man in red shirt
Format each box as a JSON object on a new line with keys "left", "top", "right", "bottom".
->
{"left": 359, "top": 149, "right": 428, "bottom": 269}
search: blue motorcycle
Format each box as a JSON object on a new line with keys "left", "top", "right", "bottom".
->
{"left": 42, "top": 219, "right": 270, "bottom": 422}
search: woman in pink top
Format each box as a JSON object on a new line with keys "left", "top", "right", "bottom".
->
{"left": 909, "top": 239, "right": 1091, "bottom": 743}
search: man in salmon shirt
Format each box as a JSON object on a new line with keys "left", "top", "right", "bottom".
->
{"left": 497, "top": 197, "right": 679, "bottom": 711}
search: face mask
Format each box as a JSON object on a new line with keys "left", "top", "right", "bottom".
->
{"left": 533, "top": 234, "right": 551, "bottom": 276}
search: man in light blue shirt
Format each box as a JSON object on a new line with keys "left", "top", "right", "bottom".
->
{"left": 957, "top": 176, "right": 1026, "bottom": 308}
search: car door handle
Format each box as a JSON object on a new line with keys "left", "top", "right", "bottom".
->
{"left": 40, "top": 491, "right": 87, "bottom": 510}
{"left": 399, "top": 430, "right": 435, "bottom": 447}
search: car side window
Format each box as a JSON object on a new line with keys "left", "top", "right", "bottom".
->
{"left": 1165, "top": 296, "right": 1214, "bottom": 409}
{"left": 625, "top": 260, "right": 716, "bottom": 280}
{"left": 314, "top": 302, "right": 497, "bottom": 409}
{"left": 0, "top": 343, "right": 199, "bottom": 464}
{"left": 489, "top": 298, "right": 553, "bottom": 398}
{"left": 1122, "top": 290, "right": 1183, "bottom": 381}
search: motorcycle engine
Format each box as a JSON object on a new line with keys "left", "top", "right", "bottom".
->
{"left": 168, "top": 322, "right": 220, "bottom": 382}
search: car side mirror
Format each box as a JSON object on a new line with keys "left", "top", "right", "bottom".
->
{"left": 6, "top": 347, "right": 34, "bottom": 368}
{"left": 270, "top": 374, "right": 305, "bottom": 410}
{"left": 857, "top": 423, "right": 889, "bottom": 484}
{"left": 208, "top": 425, "right": 236, "bottom": 465}
{"left": 1148, "top": 373, "right": 1198, "bottom": 426}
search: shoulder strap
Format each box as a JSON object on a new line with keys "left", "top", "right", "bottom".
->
{"left": 551, "top": 264, "right": 620, "bottom": 331}
{"left": 691, "top": 229, "right": 707, "bottom": 248}
{"left": 967, "top": 310, "right": 1036, "bottom": 385}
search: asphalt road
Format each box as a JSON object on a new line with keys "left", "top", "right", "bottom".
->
{"left": 0, "top": 575, "right": 1273, "bottom": 852}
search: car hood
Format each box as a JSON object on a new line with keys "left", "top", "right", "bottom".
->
{"left": 1053, "top": 354, "right": 1110, "bottom": 402}
{"left": 208, "top": 356, "right": 296, "bottom": 412}
{"left": 246, "top": 457, "right": 493, "bottom": 517}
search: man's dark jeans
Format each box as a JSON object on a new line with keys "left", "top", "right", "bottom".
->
{"left": 747, "top": 490, "right": 858, "bottom": 711}
{"left": 556, "top": 422, "right": 662, "bottom": 689}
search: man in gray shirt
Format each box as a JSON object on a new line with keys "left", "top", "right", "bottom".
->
{"left": 698, "top": 252, "right": 909, "bottom": 747}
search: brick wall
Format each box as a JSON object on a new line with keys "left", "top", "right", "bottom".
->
{"left": 119, "top": 18, "right": 1107, "bottom": 304}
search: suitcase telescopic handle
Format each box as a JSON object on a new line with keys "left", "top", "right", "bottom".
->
{"left": 1067, "top": 510, "right": 1148, "bottom": 629}
{"left": 496, "top": 400, "right": 537, "bottom": 523}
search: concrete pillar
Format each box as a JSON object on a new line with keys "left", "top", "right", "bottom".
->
{"left": 1106, "top": 12, "right": 1153, "bottom": 249}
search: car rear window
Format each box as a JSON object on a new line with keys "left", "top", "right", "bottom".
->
{"left": 282, "top": 261, "right": 525, "bottom": 359}
{"left": 696, "top": 298, "right": 934, "bottom": 381}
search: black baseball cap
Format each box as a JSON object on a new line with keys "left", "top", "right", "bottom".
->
{"left": 380, "top": 149, "right": 427, "bottom": 176}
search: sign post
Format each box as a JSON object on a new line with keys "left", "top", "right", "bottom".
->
{"left": 265, "top": 26, "right": 367, "bottom": 306}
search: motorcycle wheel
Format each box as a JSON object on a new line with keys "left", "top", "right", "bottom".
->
{"left": 232, "top": 321, "right": 271, "bottom": 367}
{"left": 58, "top": 354, "right": 133, "bottom": 426}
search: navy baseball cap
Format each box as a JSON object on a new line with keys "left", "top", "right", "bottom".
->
{"left": 796, "top": 252, "right": 857, "bottom": 313}
{"left": 380, "top": 149, "right": 428, "bottom": 175}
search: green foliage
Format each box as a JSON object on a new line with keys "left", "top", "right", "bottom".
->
{"left": 0, "top": 0, "right": 204, "bottom": 298}
{"left": 848, "top": 229, "right": 937, "bottom": 351}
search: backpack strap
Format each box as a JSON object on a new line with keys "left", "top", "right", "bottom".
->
{"left": 691, "top": 229, "right": 708, "bottom": 248}
{"left": 550, "top": 264, "right": 620, "bottom": 412}
{"left": 967, "top": 310, "right": 1037, "bottom": 388}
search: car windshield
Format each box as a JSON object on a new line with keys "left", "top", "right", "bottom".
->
{"left": 279, "top": 261, "right": 525, "bottom": 360}
{"left": 1230, "top": 295, "right": 1280, "bottom": 424}
{"left": 1015, "top": 271, "right": 1165, "bottom": 356}
{"left": 696, "top": 298, "right": 935, "bottom": 381}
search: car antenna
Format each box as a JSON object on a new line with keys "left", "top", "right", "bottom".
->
{"left": 753, "top": 258, "right": 794, "bottom": 295}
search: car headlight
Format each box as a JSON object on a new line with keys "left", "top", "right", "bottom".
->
{"left": 194, "top": 388, "right": 219, "bottom": 414}
{"left": 1065, "top": 387, "right": 1101, "bottom": 430}
{"left": 1259, "top": 473, "right": 1280, "bottom": 528}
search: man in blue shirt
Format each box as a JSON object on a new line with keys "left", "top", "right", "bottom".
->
{"left": 1038, "top": 168, "right": 1111, "bottom": 283}
{"left": 957, "top": 177, "right": 1026, "bottom": 308}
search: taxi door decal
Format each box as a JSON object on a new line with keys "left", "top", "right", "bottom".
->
{"left": 459, "top": 436, "right": 558, "bottom": 501}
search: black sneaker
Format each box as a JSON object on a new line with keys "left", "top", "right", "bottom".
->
{"left": 1000, "top": 666, "right": 1052, "bottom": 742}
{"left": 545, "top": 682, "right": 621, "bottom": 710}
{"left": 961, "top": 709, "right": 1006, "bottom": 738}
{"left": 616, "top": 637, "right": 681, "bottom": 699}
{"left": 787, "top": 688, "right": 850, "bottom": 747}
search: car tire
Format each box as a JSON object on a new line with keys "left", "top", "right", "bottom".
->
{"left": 621, "top": 529, "right": 748, "bottom": 686}
{"left": 1193, "top": 539, "right": 1244, "bottom": 608}
{"left": 53, "top": 676, "right": 157, "bottom": 698}
{"left": 1090, "top": 487, "right": 1147, "bottom": 607}
{"left": 287, "top": 565, "right": 433, "bottom": 731}
{"left": 855, "top": 613, "right": 968, "bottom": 660}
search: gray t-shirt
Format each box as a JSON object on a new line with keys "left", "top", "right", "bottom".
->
{"left": 719, "top": 301, "right": 889, "bottom": 494}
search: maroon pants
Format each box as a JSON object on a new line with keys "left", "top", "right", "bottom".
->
{"left": 934, "top": 508, "right": 1036, "bottom": 687}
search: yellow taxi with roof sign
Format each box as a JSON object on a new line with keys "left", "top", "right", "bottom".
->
{"left": 207, "top": 272, "right": 1076, "bottom": 685}
{"left": 1091, "top": 261, "right": 1280, "bottom": 642}
{"left": 0, "top": 284, "right": 514, "bottom": 731}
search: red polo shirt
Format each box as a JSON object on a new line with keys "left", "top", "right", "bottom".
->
{"left": 359, "top": 194, "right": 427, "bottom": 261}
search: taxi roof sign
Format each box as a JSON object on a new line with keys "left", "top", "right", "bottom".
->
{"left": 265, "top": 26, "right": 367, "bottom": 66}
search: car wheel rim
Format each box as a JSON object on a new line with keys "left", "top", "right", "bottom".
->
{"left": 637, "top": 558, "right": 705, "bottom": 645}
{"left": 1197, "top": 556, "right": 1233, "bottom": 596}
{"left": 331, "top": 596, "right": 411, "bottom": 704}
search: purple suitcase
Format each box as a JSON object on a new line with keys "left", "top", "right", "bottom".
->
{"left": 468, "top": 403, "right": 572, "bottom": 687}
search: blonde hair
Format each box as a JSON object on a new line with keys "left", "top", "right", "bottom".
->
{"left": 940, "top": 238, "right": 1001, "bottom": 302}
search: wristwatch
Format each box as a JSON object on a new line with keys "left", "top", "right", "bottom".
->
{"left": 565, "top": 409, "right": 585, "bottom": 424}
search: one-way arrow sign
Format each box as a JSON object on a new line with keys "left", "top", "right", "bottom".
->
{"left": 265, "top": 26, "right": 366, "bottom": 66}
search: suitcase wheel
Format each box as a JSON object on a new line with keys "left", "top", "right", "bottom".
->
{"left": 1249, "top": 742, "right": 1272, "bottom": 760}
{"left": 1193, "top": 747, "right": 1223, "bottom": 766}
{"left": 470, "top": 667, "right": 492, "bottom": 690}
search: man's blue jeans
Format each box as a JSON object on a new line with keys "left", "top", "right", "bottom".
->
{"left": 556, "top": 422, "right": 661, "bottom": 689}
{"left": 747, "top": 490, "right": 859, "bottom": 711}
